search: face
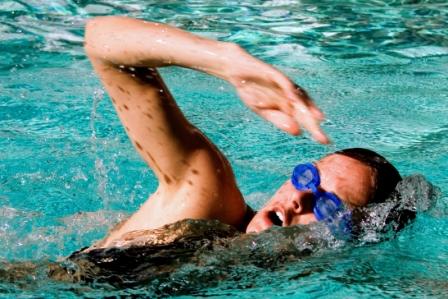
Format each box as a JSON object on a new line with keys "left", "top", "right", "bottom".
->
{"left": 246, "top": 154, "right": 376, "bottom": 233}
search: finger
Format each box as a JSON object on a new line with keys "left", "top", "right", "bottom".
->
{"left": 286, "top": 83, "right": 326, "bottom": 122}
{"left": 307, "top": 102, "right": 325, "bottom": 121}
{"left": 292, "top": 102, "right": 330, "bottom": 144}
{"left": 277, "top": 81, "right": 314, "bottom": 113}
{"left": 295, "top": 88, "right": 325, "bottom": 121}
{"left": 257, "top": 109, "right": 301, "bottom": 135}
{"left": 238, "top": 87, "right": 279, "bottom": 110}
{"left": 263, "top": 73, "right": 329, "bottom": 142}
{"left": 291, "top": 83, "right": 315, "bottom": 105}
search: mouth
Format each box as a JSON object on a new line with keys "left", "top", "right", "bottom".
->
{"left": 268, "top": 210, "right": 284, "bottom": 227}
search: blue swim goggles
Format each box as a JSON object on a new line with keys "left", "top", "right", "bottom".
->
{"left": 291, "top": 163, "right": 352, "bottom": 237}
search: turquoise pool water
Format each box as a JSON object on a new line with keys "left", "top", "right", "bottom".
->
{"left": 1, "top": 0, "right": 447, "bottom": 297}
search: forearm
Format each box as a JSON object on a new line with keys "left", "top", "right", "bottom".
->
{"left": 85, "top": 17, "right": 328, "bottom": 145}
{"left": 85, "top": 16, "right": 237, "bottom": 79}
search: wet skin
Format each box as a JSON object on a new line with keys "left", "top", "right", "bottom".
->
{"left": 246, "top": 154, "right": 376, "bottom": 233}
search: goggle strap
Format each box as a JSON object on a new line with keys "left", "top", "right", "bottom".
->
{"left": 309, "top": 184, "right": 318, "bottom": 194}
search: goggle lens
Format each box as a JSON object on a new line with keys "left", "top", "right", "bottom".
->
{"left": 297, "top": 168, "right": 314, "bottom": 187}
{"left": 291, "top": 163, "right": 320, "bottom": 192}
{"left": 313, "top": 194, "right": 341, "bottom": 221}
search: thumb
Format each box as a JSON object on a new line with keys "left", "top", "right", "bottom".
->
{"left": 292, "top": 103, "right": 330, "bottom": 144}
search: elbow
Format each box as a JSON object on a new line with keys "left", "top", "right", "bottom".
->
{"left": 84, "top": 17, "right": 103, "bottom": 58}
{"left": 84, "top": 16, "right": 135, "bottom": 60}
{"left": 84, "top": 16, "right": 122, "bottom": 58}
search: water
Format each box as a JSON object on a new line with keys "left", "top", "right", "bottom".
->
{"left": 1, "top": 0, "right": 447, "bottom": 297}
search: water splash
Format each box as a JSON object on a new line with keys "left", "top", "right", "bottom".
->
{"left": 89, "top": 88, "right": 104, "bottom": 140}
{"left": 354, "top": 174, "right": 439, "bottom": 244}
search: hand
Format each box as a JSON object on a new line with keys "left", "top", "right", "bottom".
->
{"left": 225, "top": 48, "right": 330, "bottom": 144}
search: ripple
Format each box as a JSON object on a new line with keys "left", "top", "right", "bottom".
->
{"left": 389, "top": 45, "right": 448, "bottom": 58}
{"left": 83, "top": 4, "right": 116, "bottom": 14}
{"left": 0, "top": 0, "right": 447, "bottom": 61}
{"left": 261, "top": 9, "right": 291, "bottom": 18}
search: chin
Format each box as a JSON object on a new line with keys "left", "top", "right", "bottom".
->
{"left": 245, "top": 221, "right": 267, "bottom": 234}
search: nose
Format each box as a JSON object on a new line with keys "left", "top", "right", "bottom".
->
{"left": 288, "top": 189, "right": 314, "bottom": 214}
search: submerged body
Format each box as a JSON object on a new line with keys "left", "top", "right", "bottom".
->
{"left": 50, "top": 218, "right": 342, "bottom": 288}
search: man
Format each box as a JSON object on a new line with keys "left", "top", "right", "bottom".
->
{"left": 83, "top": 16, "right": 402, "bottom": 249}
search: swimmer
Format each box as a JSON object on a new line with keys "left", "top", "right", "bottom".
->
{"left": 84, "top": 16, "right": 405, "bottom": 248}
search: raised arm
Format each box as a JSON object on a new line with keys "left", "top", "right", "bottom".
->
{"left": 84, "top": 16, "right": 328, "bottom": 242}
{"left": 85, "top": 16, "right": 250, "bottom": 237}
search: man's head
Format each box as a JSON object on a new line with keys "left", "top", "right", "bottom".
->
{"left": 246, "top": 148, "right": 402, "bottom": 233}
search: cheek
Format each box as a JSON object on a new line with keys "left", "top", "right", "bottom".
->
{"left": 301, "top": 213, "right": 318, "bottom": 225}
{"left": 291, "top": 212, "right": 317, "bottom": 225}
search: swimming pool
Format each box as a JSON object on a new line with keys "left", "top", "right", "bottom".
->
{"left": 1, "top": 0, "right": 447, "bottom": 297}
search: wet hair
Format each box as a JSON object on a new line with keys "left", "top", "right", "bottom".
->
{"left": 335, "top": 148, "right": 401, "bottom": 204}
{"left": 334, "top": 148, "right": 416, "bottom": 235}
